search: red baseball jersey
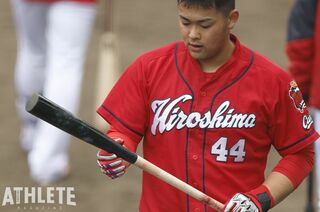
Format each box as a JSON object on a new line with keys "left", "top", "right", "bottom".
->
{"left": 97, "top": 35, "right": 318, "bottom": 212}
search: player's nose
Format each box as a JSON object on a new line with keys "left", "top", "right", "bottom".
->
{"left": 188, "top": 26, "right": 201, "bottom": 40}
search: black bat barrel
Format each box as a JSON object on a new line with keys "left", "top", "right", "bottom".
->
{"left": 25, "top": 93, "right": 138, "bottom": 164}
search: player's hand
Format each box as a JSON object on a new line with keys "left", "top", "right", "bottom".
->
{"left": 97, "top": 138, "right": 129, "bottom": 179}
{"left": 223, "top": 193, "right": 261, "bottom": 212}
{"left": 223, "top": 185, "right": 274, "bottom": 212}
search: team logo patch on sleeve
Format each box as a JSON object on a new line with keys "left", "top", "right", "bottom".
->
{"left": 289, "top": 81, "right": 306, "bottom": 113}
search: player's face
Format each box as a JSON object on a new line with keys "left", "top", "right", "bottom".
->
{"left": 177, "top": 4, "right": 238, "bottom": 64}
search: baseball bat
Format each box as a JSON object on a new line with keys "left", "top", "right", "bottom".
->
{"left": 93, "top": 0, "right": 120, "bottom": 131}
{"left": 25, "top": 93, "right": 224, "bottom": 211}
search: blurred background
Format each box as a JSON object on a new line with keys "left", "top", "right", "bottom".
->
{"left": 0, "top": 0, "right": 315, "bottom": 211}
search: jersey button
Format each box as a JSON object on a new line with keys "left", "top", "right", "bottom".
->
{"left": 192, "top": 154, "right": 198, "bottom": 160}
{"left": 200, "top": 91, "right": 207, "bottom": 97}
{"left": 195, "top": 207, "right": 201, "bottom": 212}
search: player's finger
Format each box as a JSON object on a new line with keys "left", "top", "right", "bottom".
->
{"left": 103, "top": 169, "right": 125, "bottom": 179}
{"left": 111, "top": 171, "right": 125, "bottom": 179}
{"left": 223, "top": 201, "right": 235, "bottom": 212}
{"left": 103, "top": 159, "right": 123, "bottom": 168}
{"left": 97, "top": 157, "right": 123, "bottom": 167}
{"left": 105, "top": 165, "right": 126, "bottom": 173}
{"left": 97, "top": 152, "right": 117, "bottom": 160}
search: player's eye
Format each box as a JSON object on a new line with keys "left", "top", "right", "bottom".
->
{"left": 200, "top": 24, "right": 211, "bottom": 29}
{"left": 199, "top": 20, "right": 215, "bottom": 29}
{"left": 200, "top": 25, "right": 211, "bottom": 29}
{"left": 200, "top": 22, "right": 213, "bottom": 29}
{"left": 182, "top": 22, "right": 190, "bottom": 26}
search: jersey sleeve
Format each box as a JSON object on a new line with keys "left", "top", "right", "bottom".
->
{"left": 272, "top": 143, "right": 315, "bottom": 188}
{"left": 268, "top": 74, "right": 319, "bottom": 156}
{"left": 97, "top": 56, "right": 149, "bottom": 144}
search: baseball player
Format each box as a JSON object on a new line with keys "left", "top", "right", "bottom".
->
{"left": 286, "top": 0, "right": 320, "bottom": 210}
{"left": 11, "top": 0, "right": 96, "bottom": 185}
{"left": 97, "top": 0, "right": 318, "bottom": 211}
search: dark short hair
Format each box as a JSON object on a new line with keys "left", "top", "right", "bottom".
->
{"left": 177, "top": 0, "right": 235, "bottom": 16}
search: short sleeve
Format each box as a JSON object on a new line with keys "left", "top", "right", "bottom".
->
{"left": 97, "top": 56, "right": 148, "bottom": 143}
{"left": 268, "top": 75, "right": 319, "bottom": 156}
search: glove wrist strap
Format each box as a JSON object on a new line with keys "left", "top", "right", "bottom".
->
{"left": 246, "top": 185, "right": 275, "bottom": 212}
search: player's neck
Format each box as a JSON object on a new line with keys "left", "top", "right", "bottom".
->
{"left": 199, "top": 39, "right": 235, "bottom": 73}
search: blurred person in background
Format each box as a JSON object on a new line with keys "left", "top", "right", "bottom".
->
{"left": 286, "top": 0, "right": 320, "bottom": 210}
{"left": 11, "top": 0, "right": 96, "bottom": 185}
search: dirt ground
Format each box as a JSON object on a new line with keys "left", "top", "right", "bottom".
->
{"left": 0, "top": 0, "right": 316, "bottom": 211}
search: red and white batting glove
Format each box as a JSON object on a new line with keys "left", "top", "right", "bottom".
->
{"left": 223, "top": 185, "right": 275, "bottom": 212}
{"left": 97, "top": 138, "right": 129, "bottom": 179}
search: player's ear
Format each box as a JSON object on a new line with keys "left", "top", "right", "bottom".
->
{"left": 227, "top": 9, "right": 239, "bottom": 30}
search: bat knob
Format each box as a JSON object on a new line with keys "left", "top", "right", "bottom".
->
{"left": 25, "top": 93, "right": 40, "bottom": 112}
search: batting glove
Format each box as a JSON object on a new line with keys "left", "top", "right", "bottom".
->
{"left": 223, "top": 185, "right": 274, "bottom": 212}
{"left": 97, "top": 138, "right": 128, "bottom": 179}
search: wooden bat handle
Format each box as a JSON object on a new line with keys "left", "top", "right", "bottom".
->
{"left": 135, "top": 156, "right": 224, "bottom": 210}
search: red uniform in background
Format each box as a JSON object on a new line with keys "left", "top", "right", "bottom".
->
{"left": 286, "top": 0, "right": 320, "bottom": 210}
{"left": 98, "top": 35, "right": 318, "bottom": 212}
{"left": 286, "top": 0, "right": 320, "bottom": 108}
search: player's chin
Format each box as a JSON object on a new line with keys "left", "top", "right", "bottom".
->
{"left": 189, "top": 51, "right": 205, "bottom": 60}
{"left": 187, "top": 48, "right": 201, "bottom": 57}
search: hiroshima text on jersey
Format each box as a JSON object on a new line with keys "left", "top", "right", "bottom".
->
{"left": 151, "top": 94, "right": 256, "bottom": 135}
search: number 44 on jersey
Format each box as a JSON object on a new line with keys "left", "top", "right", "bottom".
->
{"left": 211, "top": 137, "right": 246, "bottom": 162}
